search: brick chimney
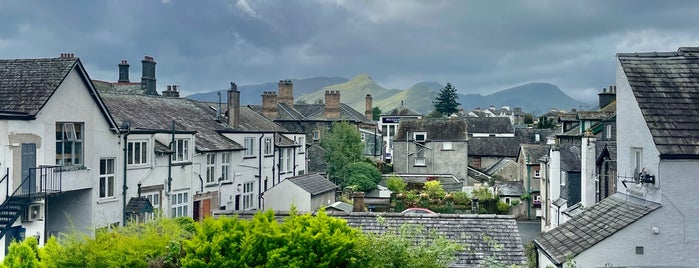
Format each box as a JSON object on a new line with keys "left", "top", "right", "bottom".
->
{"left": 598, "top": 85, "right": 616, "bottom": 109}
{"left": 118, "top": 60, "right": 130, "bottom": 83}
{"left": 162, "top": 85, "right": 180, "bottom": 98}
{"left": 352, "top": 192, "right": 365, "bottom": 212}
{"left": 278, "top": 80, "right": 294, "bottom": 108}
{"left": 365, "top": 94, "right": 373, "bottom": 120}
{"left": 261, "top": 91, "right": 278, "bottom": 119}
{"left": 227, "top": 82, "right": 240, "bottom": 128}
{"left": 324, "top": 90, "right": 341, "bottom": 119}
{"left": 59, "top": 53, "right": 75, "bottom": 58}
{"left": 141, "top": 56, "right": 157, "bottom": 95}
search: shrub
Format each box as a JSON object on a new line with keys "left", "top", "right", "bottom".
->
{"left": 386, "top": 175, "right": 407, "bottom": 193}
{"left": 340, "top": 162, "right": 381, "bottom": 192}
{"left": 451, "top": 191, "right": 470, "bottom": 205}
{"left": 423, "top": 181, "right": 446, "bottom": 200}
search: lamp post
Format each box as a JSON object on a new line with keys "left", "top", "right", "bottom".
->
{"left": 120, "top": 121, "right": 131, "bottom": 226}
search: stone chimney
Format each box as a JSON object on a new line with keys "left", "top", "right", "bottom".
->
{"left": 162, "top": 85, "right": 180, "bottom": 98}
{"left": 278, "top": 80, "right": 294, "bottom": 108}
{"left": 227, "top": 82, "right": 240, "bottom": 128}
{"left": 141, "top": 56, "right": 157, "bottom": 95}
{"left": 352, "top": 192, "right": 365, "bottom": 212}
{"left": 118, "top": 60, "right": 130, "bottom": 83}
{"left": 324, "top": 90, "right": 341, "bottom": 119}
{"left": 598, "top": 85, "right": 616, "bottom": 109}
{"left": 365, "top": 94, "right": 373, "bottom": 120}
{"left": 261, "top": 91, "right": 278, "bottom": 119}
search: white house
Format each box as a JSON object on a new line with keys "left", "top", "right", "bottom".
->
{"left": 264, "top": 173, "right": 337, "bottom": 212}
{"left": 535, "top": 46, "right": 699, "bottom": 267}
{"left": 0, "top": 54, "right": 122, "bottom": 257}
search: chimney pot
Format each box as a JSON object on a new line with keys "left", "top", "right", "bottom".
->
{"left": 228, "top": 82, "right": 240, "bottom": 128}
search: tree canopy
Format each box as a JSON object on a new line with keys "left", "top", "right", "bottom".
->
{"left": 320, "top": 121, "right": 365, "bottom": 182}
{"left": 371, "top": 107, "right": 381, "bottom": 121}
{"left": 432, "top": 83, "right": 460, "bottom": 116}
{"left": 535, "top": 116, "right": 556, "bottom": 129}
{"left": 338, "top": 162, "right": 381, "bottom": 192}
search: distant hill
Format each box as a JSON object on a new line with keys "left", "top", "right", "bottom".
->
{"left": 186, "top": 77, "right": 348, "bottom": 105}
{"left": 459, "top": 83, "right": 590, "bottom": 115}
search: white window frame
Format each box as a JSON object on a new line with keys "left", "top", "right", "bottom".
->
{"left": 171, "top": 138, "right": 190, "bottom": 162}
{"left": 242, "top": 182, "right": 254, "bottom": 210}
{"left": 244, "top": 137, "right": 255, "bottom": 157}
{"left": 442, "top": 141, "right": 453, "bottom": 150}
{"left": 312, "top": 130, "right": 320, "bottom": 141}
{"left": 99, "top": 158, "right": 115, "bottom": 199}
{"left": 605, "top": 125, "right": 612, "bottom": 139}
{"left": 171, "top": 191, "right": 189, "bottom": 218}
{"left": 298, "top": 136, "right": 305, "bottom": 154}
{"left": 221, "top": 152, "right": 231, "bottom": 181}
{"left": 534, "top": 169, "right": 541, "bottom": 178}
{"left": 414, "top": 157, "right": 426, "bottom": 166}
{"left": 264, "top": 137, "right": 273, "bottom": 155}
{"left": 206, "top": 154, "right": 216, "bottom": 184}
{"left": 127, "top": 140, "right": 148, "bottom": 166}
{"left": 280, "top": 149, "right": 286, "bottom": 172}
{"left": 56, "top": 122, "right": 84, "bottom": 167}
{"left": 144, "top": 192, "right": 161, "bottom": 220}
{"left": 285, "top": 148, "right": 292, "bottom": 172}
{"left": 632, "top": 147, "right": 643, "bottom": 179}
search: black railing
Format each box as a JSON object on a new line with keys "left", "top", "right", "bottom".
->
{"left": 0, "top": 168, "right": 8, "bottom": 199}
{"left": 13, "top": 165, "right": 62, "bottom": 199}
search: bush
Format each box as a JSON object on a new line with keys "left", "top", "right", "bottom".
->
{"left": 386, "top": 175, "right": 407, "bottom": 193}
{"left": 496, "top": 201, "right": 510, "bottom": 214}
{"left": 423, "top": 181, "right": 446, "bottom": 200}
{"left": 451, "top": 191, "right": 470, "bottom": 205}
{"left": 339, "top": 162, "right": 381, "bottom": 192}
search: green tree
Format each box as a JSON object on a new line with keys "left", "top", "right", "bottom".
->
{"left": 339, "top": 162, "right": 381, "bottom": 192}
{"left": 536, "top": 116, "right": 556, "bottom": 129}
{"left": 432, "top": 83, "right": 460, "bottom": 117}
{"left": 320, "top": 121, "right": 365, "bottom": 182}
{"left": 386, "top": 174, "right": 407, "bottom": 193}
{"left": 423, "top": 181, "right": 446, "bottom": 199}
{"left": 372, "top": 107, "right": 382, "bottom": 121}
{"left": 2, "top": 237, "right": 41, "bottom": 268}
{"left": 524, "top": 114, "right": 534, "bottom": 124}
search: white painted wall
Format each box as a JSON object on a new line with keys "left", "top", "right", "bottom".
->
{"left": 580, "top": 136, "right": 596, "bottom": 207}
{"left": 264, "top": 179, "right": 310, "bottom": 211}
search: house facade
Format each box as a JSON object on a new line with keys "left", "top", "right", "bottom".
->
{"left": 378, "top": 105, "right": 422, "bottom": 163}
{"left": 264, "top": 173, "right": 337, "bottom": 212}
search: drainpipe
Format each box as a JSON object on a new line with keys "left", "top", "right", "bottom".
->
{"left": 258, "top": 135, "right": 263, "bottom": 209}
{"left": 526, "top": 156, "right": 531, "bottom": 220}
{"left": 121, "top": 122, "right": 131, "bottom": 226}
{"left": 168, "top": 120, "right": 174, "bottom": 193}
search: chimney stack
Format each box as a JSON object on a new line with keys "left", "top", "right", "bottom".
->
{"left": 141, "top": 56, "right": 157, "bottom": 95}
{"left": 278, "top": 80, "right": 294, "bottom": 108}
{"left": 162, "top": 85, "right": 180, "bottom": 98}
{"left": 227, "top": 82, "right": 240, "bottom": 128}
{"left": 261, "top": 91, "right": 278, "bottom": 119}
{"left": 365, "top": 94, "right": 373, "bottom": 120}
{"left": 59, "top": 53, "right": 75, "bottom": 58}
{"left": 324, "top": 90, "right": 341, "bottom": 119}
{"left": 598, "top": 85, "right": 616, "bottom": 109}
{"left": 118, "top": 60, "right": 130, "bottom": 83}
{"left": 352, "top": 192, "right": 365, "bottom": 212}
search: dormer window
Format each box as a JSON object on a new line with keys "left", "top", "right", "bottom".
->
{"left": 413, "top": 132, "right": 427, "bottom": 142}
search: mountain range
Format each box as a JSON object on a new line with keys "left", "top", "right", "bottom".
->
{"left": 186, "top": 75, "right": 591, "bottom": 115}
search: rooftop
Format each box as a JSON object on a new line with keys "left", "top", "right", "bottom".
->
{"left": 286, "top": 173, "right": 337, "bottom": 196}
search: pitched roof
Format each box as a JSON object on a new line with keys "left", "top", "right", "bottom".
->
{"left": 382, "top": 106, "right": 422, "bottom": 116}
{"left": 222, "top": 211, "right": 527, "bottom": 267}
{"left": 618, "top": 47, "right": 699, "bottom": 158}
{"left": 555, "top": 144, "right": 581, "bottom": 172}
{"left": 125, "top": 197, "right": 154, "bottom": 214}
{"left": 100, "top": 93, "right": 244, "bottom": 152}
{"left": 252, "top": 103, "right": 372, "bottom": 123}
{"left": 464, "top": 117, "right": 514, "bottom": 134}
{"left": 576, "top": 111, "right": 608, "bottom": 121}
{"left": 287, "top": 173, "right": 337, "bottom": 195}
{"left": 515, "top": 128, "right": 555, "bottom": 144}
{"left": 396, "top": 118, "right": 467, "bottom": 141}
{"left": 495, "top": 181, "right": 524, "bottom": 196}
{"left": 519, "top": 144, "right": 551, "bottom": 164}
{"left": 325, "top": 201, "right": 353, "bottom": 212}
{"left": 0, "top": 57, "right": 78, "bottom": 117}
{"left": 535, "top": 193, "right": 661, "bottom": 265}
{"left": 558, "top": 113, "right": 577, "bottom": 122}
{"left": 469, "top": 137, "right": 521, "bottom": 157}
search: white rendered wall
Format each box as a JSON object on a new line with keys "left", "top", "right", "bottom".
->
{"left": 264, "top": 180, "right": 310, "bottom": 212}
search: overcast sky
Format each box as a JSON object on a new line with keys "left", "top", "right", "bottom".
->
{"left": 2, "top": 1, "right": 699, "bottom": 103}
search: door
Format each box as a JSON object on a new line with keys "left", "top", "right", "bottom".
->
{"left": 235, "top": 195, "right": 240, "bottom": 210}
{"left": 21, "top": 143, "right": 36, "bottom": 195}
{"left": 193, "top": 200, "right": 200, "bottom": 221}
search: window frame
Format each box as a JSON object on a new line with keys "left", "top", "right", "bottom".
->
{"left": 206, "top": 154, "right": 216, "bottom": 184}
{"left": 99, "top": 158, "right": 115, "bottom": 199}
{"left": 244, "top": 137, "right": 255, "bottom": 157}
{"left": 534, "top": 169, "right": 541, "bottom": 178}
{"left": 312, "top": 130, "right": 320, "bottom": 141}
{"left": 171, "top": 138, "right": 190, "bottom": 163}
{"left": 171, "top": 191, "right": 189, "bottom": 218}
{"left": 127, "top": 140, "right": 149, "bottom": 166}
{"left": 242, "top": 182, "right": 254, "bottom": 210}
{"left": 442, "top": 141, "right": 453, "bottom": 150}
{"left": 264, "top": 137, "right": 273, "bottom": 155}
{"left": 605, "top": 125, "right": 613, "bottom": 139}
{"left": 414, "top": 157, "right": 426, "bottom": 166}
{"left": 221, "top": 152, "right": 231, "bottom": 181}
{"left": 56, "top": 122, "right": 84, "bottom": 167}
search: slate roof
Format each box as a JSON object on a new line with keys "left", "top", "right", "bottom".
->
{"left": 396, "top": 118, "right": 467, "bottom": 141}
{"left": 468, "top": 137, "right": 521, "bottom": 157}
{"left": 518, "top": 144, "right": 551, "bottom": 164}
{"left": 535, "top": 193, "right": 661, "bottom": 265}
{"left": 0, "top": 57, "right": 78, "bottom": 116}
{"left": 558, "top": 113, "right": 577, "bottom": 122}
{"left": 101, "top": 93, "right": 244, "bottom": 152}
{"left": 495, "top": 181, "right": 524, "bottom": 197}
{"left": 555, "top": 144, "right": 581, "bottom": 172}
{"left": 618, "top": 47, "right": 699, "bottom": 157}
{"left": 252, "top": 103, "right": 372, "bottom": 123}
{"left": 576, "top": 111, "right": 608, "bottom": 121}
{"left": 596, "top": 141, "right": 617, "bottom": 163}
{"left": 200, "top": 102, "right": 289, "bottom": 132}
{"left": 125, "top": 197, "right": 154, "bottom": 214}
{"left": 222, "top": 211, "right": 527, "bottom": 267}
{"left": 287, "top": 173, "right": 337, "bottom": 196}
{"left": 464, "top": 117, "right": 514, "bottom": 134}
{"left": 325, "top": 201, "right": 353, "bottom": 213}
{"left": 93, "top": 80, "right": 145, "bottom": 95}
{"left": 382, "top": 106, "right": 422, "bottom": 116}
{"left": 515, "top": 128, "right": 554, "bottom": 144}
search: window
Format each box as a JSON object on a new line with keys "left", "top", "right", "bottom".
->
{"left": 505, "top": 197, "right": 511, "bottom": 205}
{"left": 605, "top": 125, "right": 613, "bottom": 139}
{"left": 264, "top": 137, "right": 273, "bottom": 155}
{"left": 632, "top": 147, "right": 643, "bottom": 179}
{"left": 361, "top": 133, "right": 366, "bottom": 141}
{"left": 298, "top": 136, "right": 305, "bottom": 154}
{"left": 280, "top": 149, "right": 286, "bottom": 172}
{"left": 286, "top": 148, "right": 292, "bottom": 172}
{"left": 206, "top": 154, "right": 216, "bottom": 184}
{"left": 144, "top": 192, "right": 160, "bottom": 220}
{"left": 442, "top": 141, "right": 453, "bottom": 150}
{"left": 413, "top": 132, "right": 427, "bottom": 142}
{"left": 171, "top": 191, "right": 188, "bottom": 218}
{"left": 535, "top": 134, "right": 541, "bottom": 143}
{"left": 56, "top": 122, "right": 83, "bottom": 166}
{"left": 534, "top": 169, "right": 541, "bottom": 178}
{"left": 244, "top": 137, "right": 255, "bottom": 157}
{"left": 415, "top": 157, "right": 426, "bottom": 166}
{"left": 171, "top": 138, "right": 190, "bottom": 162}
{"left": 312, "top": 130, "right": 320, "bottom": 141}
{"left": 127, "top": 140, "right": 148, "bottom": 165}
{"left": 242, "top": 182, "right": 254, "bottom": 210}
{"left": 99, "top": 158, "right": 115, "bottom": 199}
{"left": 221, "top": 152, "right": 231, "bottom": 181}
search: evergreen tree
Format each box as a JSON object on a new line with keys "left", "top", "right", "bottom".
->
{"left": 433, "top": 83, "right": 460, "bottom": 116}
{"left": 320, "top": 121, "right": 364, "bottom": 182}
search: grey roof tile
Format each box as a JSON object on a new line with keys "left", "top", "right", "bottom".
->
{"left": 469, "top": 137, "right": 521, "bottom": 157}
{"left": 619, "top": 47, "right": 699, "bottom": 157}
{"left": 495, "top": 181, "right": 524, "bottom": 196}
{"left": 464, "top": 117, "right": 514, "bottom": 134}
{"left": 382, "top": 106, "right": 422, "bottom": 116}
{"left": 287, "top": 173, "right": 337, "bottom": 195}
{"left": 396, "top": 118, "right": 468, "bottom": 141}
{"left": 535, "top": 193, "right": 660, "bottom": 265}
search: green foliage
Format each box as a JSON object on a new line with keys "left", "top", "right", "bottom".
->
{"left": 496, "top": 201, "right": 510, "bottom": 214}
{"left": 339, "top": 162, "right": 381, "bottom": 192}
{"left": 425, "top": 110, "right": 443, "bottom": 118}
{"left": 386, "top": 174, "right": 407, "bottom": 193}
{"left": 320, "top": 121, "right": 365, "bottom": 181}
{"left": 3, "top": 237, "right": 41, "bottom": 268}
{"left": 520, "top": 193, "right": 532, "bottom": 201}
{"left": 524, "top": 114, "right": 534, "bottom": 124}
{"left": 471, "top": 187, "right": 494, "bottom": 201}
{"left": 432, "top": 83, "right": 460, "bottom": 116}
{"left": 511, "top": 200, "right": 520, "bottom": 206}
{"left": 423, "top": 181, "right": 446, "bottom": 199}
{"left": 353, "top": 224, "right": 462, "bottom": 268}
{"left": 525, "top": 242, "right": 537, "bottom": 268}
{"left": 451, "top": 191, "right": 470, "bottom": 205}
{"left": 536, "top": 116, "right": 556, "bottom": 129}
{"left": 372, "top": 107, "right": 381, "bottom": 121}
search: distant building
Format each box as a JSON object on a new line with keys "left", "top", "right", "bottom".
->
{"left": 378, "top": 105, "right": 423, "bottom": 163}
